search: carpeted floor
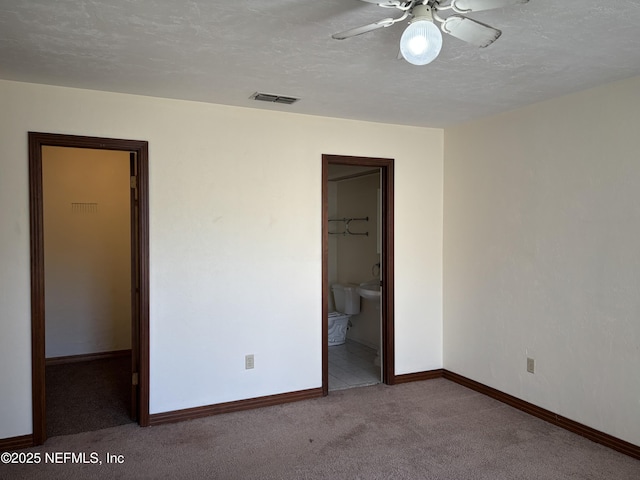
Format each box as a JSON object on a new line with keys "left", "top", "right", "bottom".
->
{"left": 5, "top": 379, "right": 639, "bottom": 479}
{"left": 45, "top": 356, "right": 134, "bottom": 437}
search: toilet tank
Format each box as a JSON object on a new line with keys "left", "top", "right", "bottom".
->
{"left": 331, "top": 283, "right": 361, "bottom": 315}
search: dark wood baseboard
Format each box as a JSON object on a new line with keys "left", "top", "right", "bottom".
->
{"left": 389, "top": 368, "right": 639, "bottom": 460}
{"left": 393, "top": 369, "right": 444, "bottom": 384}
{"left": 148, "top": 387, "right": 324, "bottom": 426}
{"left": 45, "top": 349, "right": 132, "bottom": 366}
{"left": 6, "top": 366, "right": 638, "bottom": 461}
{"left": 0, "top": 434, "right": 33, "bottom": 451}
{"left": 442, "top": 370, "right": 640, "bottom": 460}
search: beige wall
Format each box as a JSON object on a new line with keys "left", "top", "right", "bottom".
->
{"left": 0, "top": 79, "right": 443, "bottom": 439}
{"left": 444, "top": 75, "right": 640, "bottom": 446}
{"left": 43, "top": 146, "right": 131, "bottom": 358}
{"left": 6, "top": 73, "right": 637, "bottom": 449}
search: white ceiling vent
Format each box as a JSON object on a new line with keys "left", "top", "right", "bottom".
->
{"left": 251, "top": 92, "right": 299, "bottom": 105}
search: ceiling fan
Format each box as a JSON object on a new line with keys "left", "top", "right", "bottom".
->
{"left": 332, "top": 0, "right": 530, "bottom": 65}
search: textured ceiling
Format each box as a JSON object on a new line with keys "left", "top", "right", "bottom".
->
{"left": 1, "top": 0, "right": 640, "bottom": 127}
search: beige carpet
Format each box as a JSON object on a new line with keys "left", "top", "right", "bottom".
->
{"left": 4, "top": 379, "right": 639, "bottom": 479}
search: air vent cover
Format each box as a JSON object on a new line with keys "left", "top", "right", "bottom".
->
{"left": 251, "top": 92, "right": 299, "bottom": 105}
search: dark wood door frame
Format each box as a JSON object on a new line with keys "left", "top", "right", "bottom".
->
{"left": 322, "top": 154, "right": 395, "bottom": 395}
{"left": 28, "top": 132, "right": 150, "bottom": 444}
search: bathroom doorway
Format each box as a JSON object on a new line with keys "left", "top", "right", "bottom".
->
{"left": 322, "top": 154, "right": 394, "bottom": 395}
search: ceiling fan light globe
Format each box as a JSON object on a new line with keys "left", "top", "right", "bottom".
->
{"left": 400, "top": 20, "right": 442, "bottom": 66}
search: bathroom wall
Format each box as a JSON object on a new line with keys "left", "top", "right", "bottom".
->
{"left": 0, "top": 79, "right": 443, "bottom": 440}
{"left": 327, "top": 181, "right": 338, "bottom": 312}
{"left": 43, "top": 146, "right": 131, "bottom": 358}
{"left": 335, "top": 172, "right": 381, "bottom": 349}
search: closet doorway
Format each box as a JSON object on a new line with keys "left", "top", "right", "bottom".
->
{"left": 29, "top": 133, "right": 150, "bottom": 444}
{"left": 322, "top": 154, "right": 395, "bottom": 395}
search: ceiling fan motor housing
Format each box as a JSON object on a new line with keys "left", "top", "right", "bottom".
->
{"left": 411, "top": 4, "right": 435, "bottom": 24}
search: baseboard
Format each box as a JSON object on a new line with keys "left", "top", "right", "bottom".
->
{"left": 45, "top": 349, "right": 132, "bottom": 366}
{"left": 7, "top": 367, "right": 637, "bottom": 460}
{"left": 442, "top": 370, "right": 640, "bottom": 460}
{"left": 0, "top": 434, "right": 33, "bottom": 451}
{"left": 148, "top": 387, "right": 324, "bottom": 426}
{"left": 393, "top": 369, "right": 444, "bottom": 384}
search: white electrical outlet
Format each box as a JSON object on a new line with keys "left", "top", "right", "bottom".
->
{"left": 245, "top": 354, "right": 254, "bottom": 370}
{"left": 527, "top": 357, "right": 535, "bottom": 374}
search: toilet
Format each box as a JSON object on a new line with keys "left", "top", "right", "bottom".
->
{"left": 328, "top": 283, "right": 361, "bottom": 346}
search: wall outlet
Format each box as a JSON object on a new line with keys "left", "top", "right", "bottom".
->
{"left": 245, "top": 354, "right": 255, "bottom": 370}
{"left": 527, "top": 357, "right": 535, "bottom": 374}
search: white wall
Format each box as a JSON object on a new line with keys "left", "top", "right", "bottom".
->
{"left": 43, "top": 147, "right": 131, "bottom": 358}
{"left": 0, "top": 79, "right": 443, "bottom": 439}
{"left": 444, "top": 75, "right": 640, "bottom": 446}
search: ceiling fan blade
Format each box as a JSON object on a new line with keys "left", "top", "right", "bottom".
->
{"left": 441, "top": 15, "right": 501, "bottom": 47}
{"left": 332, "top": 18, "right": 395, "bottom": 40}
{"left": 451, "top": 0, "right": 529, "bottom": 13}
{"left": 358, "top": 0, "right": 402, "bottom": 6}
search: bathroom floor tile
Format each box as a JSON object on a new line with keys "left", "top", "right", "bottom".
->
{"left": 328, "top": 339, "right": 380, "bottom": 391}
{"left": 328, "top": 374, "right": 349, "bottom": 391}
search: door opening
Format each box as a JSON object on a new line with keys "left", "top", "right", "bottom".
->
{"left": 322, "top": 154, "right": 395, "bottom": 395}
{"left": 29, "top": 133, "right": 150, "bottom": 444}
